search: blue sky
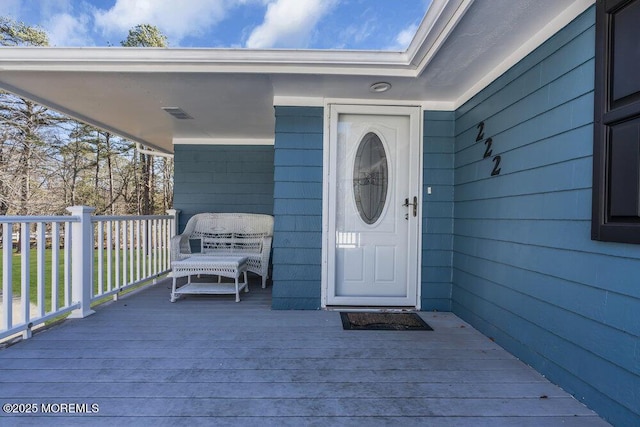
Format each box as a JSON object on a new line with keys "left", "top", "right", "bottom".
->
{"left": 3, "top": 0, "right": 432, "bottom": 50}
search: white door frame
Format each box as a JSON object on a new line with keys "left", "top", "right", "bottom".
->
{"left": 321, "top": 103, "right": 423, "bottom": 309}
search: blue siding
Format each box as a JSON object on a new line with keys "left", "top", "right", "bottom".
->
{"left": 272, "top": 106, "right": 324, "bottom": 309}
{"left": 422, "top": 111, "right": 454, "bottom": 310}
{"left": 173, "top": 144, "right": 274, "bottom": 232}
{"left": 452, "top": 7, "right": 639, "bottom": 426}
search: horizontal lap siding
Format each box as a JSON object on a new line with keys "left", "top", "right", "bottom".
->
{"left": 272, "top": 107, "right": 323, "bottom": 309}
{"left": 452, "top": 6, "right": 639, "bottom": 427}
{"left": 173, "top": 145, "right": 274, "bottom": 231}
{"left": 422, "top": 111, "right": 455, "bottom": 310}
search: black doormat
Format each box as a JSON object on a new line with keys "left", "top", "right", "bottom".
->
{"left": 340, "top": 312, "right": 433, "bottom": 331}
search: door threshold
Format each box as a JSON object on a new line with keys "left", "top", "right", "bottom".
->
{"left": 325, "top": 306, "right": 419, "bottom": 313}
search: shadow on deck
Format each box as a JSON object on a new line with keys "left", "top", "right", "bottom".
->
{"left": 0, "top": 276, "right": 610, "bottom": 426}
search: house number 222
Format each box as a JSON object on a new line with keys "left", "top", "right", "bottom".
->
{"left": 476, "top": 121, "right": 501, "bottom": 176}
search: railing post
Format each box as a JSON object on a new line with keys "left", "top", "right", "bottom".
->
{"left": 66, "top": 206, "right": 96, "bottom": 319}
{"left": 166, "top": 209, "right": 180, "bottom": 235}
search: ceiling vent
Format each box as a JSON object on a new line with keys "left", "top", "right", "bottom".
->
{"left": 162, "top": 107, "right": 193, "bottom": 120}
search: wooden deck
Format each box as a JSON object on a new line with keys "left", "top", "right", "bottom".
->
{"left": 0, "top": 277, "right": 609, "bottom": 426}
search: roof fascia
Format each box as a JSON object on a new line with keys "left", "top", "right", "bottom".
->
{"left": 406, "top": 0, "right": 475, "bottom": 73}
{"left": 0, "top": 46, "right": 414, "bottom": 77}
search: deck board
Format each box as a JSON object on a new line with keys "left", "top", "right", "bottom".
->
{"left": 0, "top": 278, "right": 610, "bottom": 426}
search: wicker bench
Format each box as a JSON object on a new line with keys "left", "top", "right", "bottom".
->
{"left": 170, "top": 213, "right": 274, "bottom": 288}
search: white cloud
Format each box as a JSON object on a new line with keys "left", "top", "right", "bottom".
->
{"left": 44, "top": 13, "right": 92, "bottom": 46}
{"left": 93, "top": 0, "right": 240, "bottom": 45}
{"left": 245, "top": 0, "right": 338, "bottom": 49}
{"left": 388, "top": 23, "right": 418, "bottom": 51}
{"left": 337, "top": 18, "right": 376, "bottom": 49}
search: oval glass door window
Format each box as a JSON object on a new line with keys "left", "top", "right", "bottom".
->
{"left": 353, "top": 132, "right": 388, "bottom": 224}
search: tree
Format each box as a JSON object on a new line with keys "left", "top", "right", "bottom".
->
{"left": 121, "top": 24, "right": 168, "bottom": 48}
{"left": 0, "top": 18, "right": 61, "bottom": 254}
{"left": 0, "top": 17, "right": 51, "bottom": 218}
{"left": 120, "top": 24, "right": 170, "bottom": 215}
{"left": 0, "top": 16, "right": 48, "bottom": 46}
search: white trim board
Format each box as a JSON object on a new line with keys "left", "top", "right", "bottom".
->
{"left": 275, "top": 97, "right": 454, "bottom": 113}
{"left": 173, "top": 138, "right": 274, "bottom": 146}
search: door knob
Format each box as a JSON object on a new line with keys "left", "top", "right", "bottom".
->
{"left": 403, "top": 196, "right": 418, "bottom": 217}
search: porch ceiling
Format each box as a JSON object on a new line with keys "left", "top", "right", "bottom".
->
{"left": 0, "top": 0, "right": 592, "bottom": 153}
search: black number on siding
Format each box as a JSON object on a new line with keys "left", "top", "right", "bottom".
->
{"left": 483, "top": 138, "right": 493, "bottom": 158}
{"left": 476, "top": 121, "right": 504, "bottom": 177}
{"left": 475, "top": 122, "right": 485, "bottom": 142}
{"left": 491, "top": 156, "right": 502, "bottom": 176}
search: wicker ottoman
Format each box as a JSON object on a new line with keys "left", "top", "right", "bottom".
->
{"left": 171, "top": 255, "right": 248, "bottom": 302}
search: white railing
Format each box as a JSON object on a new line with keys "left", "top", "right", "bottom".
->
{"left": 91, "top": 213, "right": 174, "bottom": 301}
{"left": 1, "top": 215, "right": 77, "bottom": 342}
{"left": 0, "top": 206, "right": 178, "bottom": 342}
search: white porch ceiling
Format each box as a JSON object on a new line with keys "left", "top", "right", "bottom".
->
{"left": 0, "top": 0, "right": 593, "bottom": 153}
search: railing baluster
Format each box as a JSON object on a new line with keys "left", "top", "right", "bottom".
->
{"left": 20, "top": 223, "right": 31, "bottom": 338}
{"left": 156, "top": 220, "right": 161, "bottom": 274}
{"left": 97, "top": 221, "right": 104, "bottom": 295}
{"left": 147, "top": 219, "right": 153, "bottom": 277}
{"left": 115, "top": 221, "right": 121, "bottom": 289}
{"left": 51, "top": 222, "right": 60, "bottom": 313}
{"left": 122, "top": 220, "right": 127, "bottom": 289}
{"left": 161, "top": 219, "right": 167, "bottom": 271}
{"left": 36, "top": 222, "right": 46, "bottom": 318}
{"left": 150, "top": 220, "right": 155, "bottom": 275}
{"left": 142, "top": 219, "right": 147, "bottom": 279}
{"left": 64, "top": 222, "right": 72, "bottom": 307}
{"left": 167, "top": 218, "right": 171, "bottom": 268}
{"left": 129, "top": 220, "right": 134, "bottom": 284}
{"left": 107, "top": 221, "right": 113, "bottom": 292}
{"left": 136, "top": 220, "right": 141, "bottom": 282}
{"left": 2, "top": 223, "right": 13, "bottom": 331}
{"left": 156, "top": 219, "right": 161, "bottom": 274}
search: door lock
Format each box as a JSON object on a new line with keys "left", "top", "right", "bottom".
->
{"left": 403, "top": 196, "right": 418, "bottom": 218}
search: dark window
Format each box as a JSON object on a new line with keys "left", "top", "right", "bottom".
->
{"left": 592, "top": 0, "right": 640, "bottom": 243}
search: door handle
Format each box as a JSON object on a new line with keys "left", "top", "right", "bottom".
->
{"left": 403, "top": 196, "right": 418, "bottom": 217}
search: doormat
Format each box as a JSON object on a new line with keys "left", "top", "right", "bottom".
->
{"left": 340, "top": 312, "right": 433, "bottom": 331}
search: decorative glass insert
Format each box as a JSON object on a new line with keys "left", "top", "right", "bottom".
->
{"left": 353, "top": 132, "right": 388, "bottom": 224}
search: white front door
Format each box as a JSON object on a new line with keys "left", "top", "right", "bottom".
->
{"left": 325, "top": 105, "right": 421, "bottom": 307}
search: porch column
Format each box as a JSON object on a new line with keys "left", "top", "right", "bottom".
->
{"left": 67, "top": 205, "right": 96, "bottom": 318}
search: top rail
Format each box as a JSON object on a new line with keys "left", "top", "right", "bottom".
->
{"left": 92, "top": 214, "right": 172, "bottom": 222}
{"left": 0, "top": 216, "right": 80, "bottom": 224}
{"left": 0, "top": 214, "right": 172, "bottom": 224}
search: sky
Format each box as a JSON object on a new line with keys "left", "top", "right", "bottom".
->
{"left": 3, "top": 0, "right": 432, "bottom": 50}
